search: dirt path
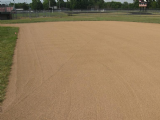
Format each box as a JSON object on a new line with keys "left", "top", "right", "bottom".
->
{"left": 1, "top": 21, "right": 160, "bottom": 120}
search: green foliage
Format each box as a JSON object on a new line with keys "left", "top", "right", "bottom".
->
{"left": 37, "top": 0, "right": 43, "bottom": 10}
{"left": 10, "top": 2, "right": 29, "bottom": 10}
{"left": 147, "top": 0, "right": 157, "bottom": 9}
{"left": 158, "top": 0, "right": 160, "bottom": 8}
{"left": 151, "top": 1, "right": 157, "bottom": 8}
{"left": 104, "top": 1, "right": 122, "bottom": 9}
{"left": 57, "top": 0, "right": 65, "bottom": 9}
{"left": 66, "top": 0, "right": 70, "bottom": 9}
{"left": 95, "top": 0, "right": 104, "bottom": 8}
{"left": 32, "top": 0, "right": 43, "bottom": 10}
{"left": 31, "top": 0, "right": 37, "bottom": 10}
{"left": 43, "top": 0, "right": 49, "bottom": 10}
{"left": 43, "top": 0, "right": 56, "bottom": 10}
{"left": 0, "top": 26, "right": 19, "bottom": 103}
{"left": 7, "top": 0, "right": 160, "bottom": 10}
{"left": 69, "top": 0, "right": 105, "bottom": 9}
{"left": 121, "top": 2, "right": 129, "bottom": 9}
{"left": 133, "top": 0, "right": 139, "bottom": 8}
{"left": 128, "top": 3, "right": 134, "bottom": 9}
{"left": 50, "top": 0, "right": 57, "bottom": 7}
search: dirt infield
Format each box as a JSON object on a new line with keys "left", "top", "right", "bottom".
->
{"left": 1, "top": 21, "right": 160, "bottom": 120}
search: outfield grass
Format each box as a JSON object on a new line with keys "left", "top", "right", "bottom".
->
{"left": 0, "top": 26, "right": 19, "bottom": 104}
{"left": 0, "top": 13, "right": 160, "bottom": 24}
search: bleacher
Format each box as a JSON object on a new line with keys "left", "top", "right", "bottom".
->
{"left": 0, "top": 4, "right": 13, "bottom": 12}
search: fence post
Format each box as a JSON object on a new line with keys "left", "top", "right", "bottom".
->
{"left": 16, "top": 11, "right": 17, "bottom": 19}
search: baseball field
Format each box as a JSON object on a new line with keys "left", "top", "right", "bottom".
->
{"left": 0, "top": 18, "right": 160, "bottom": 119}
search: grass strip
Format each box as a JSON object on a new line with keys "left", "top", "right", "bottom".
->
{"left": 0, "top": 26, "right": 19, "bottom": 103}
{"left": 0, "top": 14, "right": 160, "bottom": 24}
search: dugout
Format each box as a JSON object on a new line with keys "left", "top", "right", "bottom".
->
{"left": 0, "top": 12, "right": 12, "bottom": 20}
{"left": 0, "top": 3, "right": 13, "bottom": 20}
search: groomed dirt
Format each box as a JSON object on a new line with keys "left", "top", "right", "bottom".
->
{"left": 1, "top": 21, "right": 160, "bottom": 120}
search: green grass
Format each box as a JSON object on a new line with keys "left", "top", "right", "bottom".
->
{"left": 0, "top": 26, "right": 19, "bottom": 104}
{"left": 0, "top": 12, "right": 160, "bottom": 24}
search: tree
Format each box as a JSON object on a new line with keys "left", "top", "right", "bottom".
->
{"left": 158, "top": 0, "right": 160, "bottom": 8}
{"left": 50, "top": 0, "right": 57, "bottom": 7}
{"left": 12, "top": 2, "right": 29, "bottom": 10}
{"left": 9, "top": 3, "right": 14, "bottom": 6}
{"left": 32, "top": 0, "right": 37, "bottom": 10}
{"left": 66, "top": 0, "right": 70, "bottom": 9}
{"left": 37, "top": 0, "right": 43, "bottom": 10}
{"left": 70, "top": 0, "right": 76, "bottom": 9}
{"left": 32, "top": 0, "right": 43, "bottom": 10}
{"left": 57, "top": 0, "right": 65, "bottom": 9}
{"left": 43, "top": 0, "right": 56, "bottom": 10}
{"left": 133, "top": 0, "right": 139, "bottom": 8}
{"left": 43, "top": 0, "right": 49, "bottom": 9}
{"left": 128, "top": 3, "right": 134, "bottom": 9}
{"left": 150, "top": 1, "right": 157, "bottom": 8}
{"left": 96, "top": 0, "right": 104, "bottom": 8}
{"left": 22, "top": 2, "right": 30, "bottom": 10}
{"left": 121, "top": 2, "right": 129, "bottom": 9}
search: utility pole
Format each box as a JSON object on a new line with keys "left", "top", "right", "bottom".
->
{"left": 49, "top": 0, "right": 53, "bottom": 13}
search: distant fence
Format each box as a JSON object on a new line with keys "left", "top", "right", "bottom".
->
{"left": 12, "top": 10, "right": 67, "bottom": 19}
{"left": 11, "top": 9, "right": 160, "bottom": 19}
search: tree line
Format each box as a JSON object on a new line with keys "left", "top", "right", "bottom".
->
{"left": 9, "top": 0, "right": 160, "bottom": 10}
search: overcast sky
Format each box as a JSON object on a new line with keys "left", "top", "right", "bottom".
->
{"left": 1, "top": 0, "right": 133, "bottom": 3}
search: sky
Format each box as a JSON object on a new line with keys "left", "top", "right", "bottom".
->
{"left": 0, "top": 0, "right": 133, "bottom": 4}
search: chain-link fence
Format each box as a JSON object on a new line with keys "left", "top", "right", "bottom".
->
{"left": 11, "top": 9, "right": 160, "bottom": 19}
{"left": 12, "top": 10, "right": 68, "bottom": 19}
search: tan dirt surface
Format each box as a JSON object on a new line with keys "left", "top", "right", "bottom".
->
{"left": 1, "top": 21, "right": 160, "bottom": 120}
